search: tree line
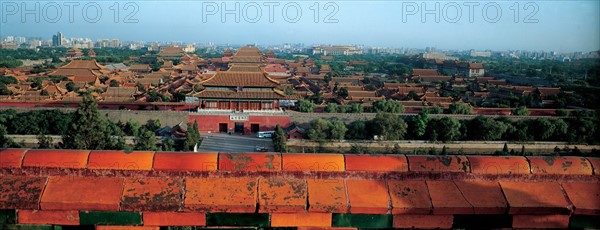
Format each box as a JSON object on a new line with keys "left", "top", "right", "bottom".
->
{"left": 305, "top": 110, "right": 599, "bottom": 144}
{"left": 0, "top": 93, "right": 201, "bottom": 151}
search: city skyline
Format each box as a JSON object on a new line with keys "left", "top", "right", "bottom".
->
{"left": 1, "top": 1, "right": 599, "bottom": 52}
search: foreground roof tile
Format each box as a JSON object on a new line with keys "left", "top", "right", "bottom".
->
{"left": 512, "top": 214, "right": 570, "bottom": 228}
{"left": 283, "top": 153, "right": 345, "bottom": 172}
{"left": 585, "top": 157, "right": 600, "bottom": 175}
{"left": 307, "top": 179, "right": 348, "bottom": 213}
{"left": 142, "top": 212, "right": 206, "bottom": 226}
{"left": 41, "top": 177, "right": 125, "bottom": 211}
{"left": 271, "top": 213, "right": 332, "bottom": 227}
{"left": 561, "top": 182, "right": 600, "bottom": 215}
{"left": 153, "top": 152, "right": 217, "bottom": 171}
{"left": 453, "top": 181, "right": 507, "bottom": 214}
{"left": 346, "top": 180, "right": 390, "bottom": 214}
{"left": 344, "top": 154, "right": 408, "bottom": 172}
{"left": 0, "top": 148, "right": 27, "bottom": 168}
{"left": 528, "top": 156, "right": 593, "bottom": 175}
{"left": 121, "top": 178, "right": 184, "bottom": 211}
{"left": 219, "top": 153, "right": 281, "bottom": 172}
{"left": 388, "top": 180, "right": 431, "bottom": 214}
{"left": 0, "top": 176, "right": 47, "bottom": 209}
{"left": 407, "top": 155, "right": 470, "bottom": 173}
{"left": 259, "top": 177, "right": 307, "bottom": 213}
{"left": 17, "top": 210, "right": 79, "bottom": 225}
{"left": 467, "top": 156, "right": 530, "bottom": 175}
{"left": 392, "top": 215, "right": 453, "bottom": 229}
{"left": 22, "top": 149, "right": 90, "bottom": 169}
{"left": 87, "top": 150, "right": 154, "bottom": 171}
{"left": 185, "top": 177, "right": 257, "bottom": 212}
{"left": 500, "top": 181, "right": 570, "bottom": 214}
{"left": 427, "top": 181, "right": 473, "bottom": 214}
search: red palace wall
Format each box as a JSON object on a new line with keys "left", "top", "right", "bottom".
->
{"left": 188, "top": 114, "right": 291, "bottom": 134}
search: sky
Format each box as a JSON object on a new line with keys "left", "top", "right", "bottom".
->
{"left": 1, "top": 0, "right": 599, "bottom": 52}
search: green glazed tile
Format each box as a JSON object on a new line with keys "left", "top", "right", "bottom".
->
{"left": 206, "top": 213, "right": 269, "bottom": 227}
{"left": 332, "top": 213, "right": 392, "bottom": 228}
{"left": 79, "top": 211, "right": 142, "bottom": 225}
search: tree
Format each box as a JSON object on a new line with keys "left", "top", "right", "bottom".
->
{"left": 338, "top": 87, "right": 349, "bottom": 98}
{"left": 109, "top": 79, "right": 119, "bottom": 87}
{"left": 512, "top": 106, "right": 529, "bottom": 116}
{"left": 66, "top": 81, "right": 76, "bottom": 92}
{"left": 436, "top": 117, "right": 461, "bottom": 142}
{"left": 308, "top": 119, "right": 330, "bottom": 143}
{"left": 410, "top": 111, "right": 429, "bottom": 139}
{"left": 0, "top": 124, "right": 19, "bottom": 148}
{"left": 296, "top": 100, "right": 315, "bottom": 112}
{"left": 61, "top": 93, "right": 115, "bottom": 150}
{"left": 372, "top": 113, "right": 408, "bottom": 140}
{"left": 348, "top": 103, "right": 363, "bottom": 113}
{"left": 135, "top": 129, "right": 157, "bottom": 150}
{"left": 448, "top": 103, "right": 472, "bottom": 114}
{"left": 466, "top": 116, "right": 508, "bottom": 141}
{"left": 555, "top": 109, "right": 570, "bottom": 117}
{"left": 373, "top": 99, "right": 404, "bottom": 113}
{"left": 325, "top": 103, "right": 338, "bottom": 113}
{"left": 272, "top": 124, "right": 287, "bottom": 152}
{"left": 346, "top": 120, "right": 367, "bottom": 140}
{"left": 162, "top": 138, "right": 175, "bottom": 151}
{"left": 329, "top": 120, "right": 347, "bottom": 140}
{"left": 183, "top": 120, "right": 201, "bottom": 151}
{"left": 428, "top": 106, "right": 444, "bottom": 114}
{"left": 37, "top": 133, "right": 53, "bottom": 149}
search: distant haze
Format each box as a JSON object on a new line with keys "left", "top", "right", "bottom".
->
{"left": 1, "top": 0, "right": 599, "bottom": 52}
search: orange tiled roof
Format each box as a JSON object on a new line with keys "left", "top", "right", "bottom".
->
{"left": 201, "top": 71, "right": 279, "bottom": 87}
{"left": 0, "top": 149, "right": 599, "bottom": 228}
{"left": 195, "top": 90, "right": 285, "bottom": 99}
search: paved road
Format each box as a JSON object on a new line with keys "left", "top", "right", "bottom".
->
{"left": 199, "top": 133, "right": 274, "bottom": 153}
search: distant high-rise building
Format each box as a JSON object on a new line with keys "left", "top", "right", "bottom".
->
{"left": 52, "top": 32, "right": 63, "bottom": 46}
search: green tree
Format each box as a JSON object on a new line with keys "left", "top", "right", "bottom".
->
{"left": 308, "top": 118, "right": 330, "bottom": 143}
{"left": 162, "top": 138, "right": 175, "bottom": 151}
{"left": 410, "top": 111, "right": 429, "bottom": 139}
{"left": 135, "top": 129, "right": 157, "bottom": 150}
{"left": 555, "top": 109, "right": 570, "bottom": 117}
{"left": 373, "top": 99, "right": 404, "bottom": 113}
{"left": 467, "top": 116, "right": 509, "bottom": 141}
{"left": 66, "top": 81, "right": 76, "bottom": 92}
{"left": 325, "top": 103, "right": 339, "bottom": 113}
{"left": 0, "top": 124, "right": 19, "bottom": 148}
{"left": 183, "top": 120, "right": 201, "bottom": 151}
{"left": 338, "top": 87, "right": 349, "bottom": 98}
{"left": 372, "top": 113, "right": 408, "bottom": 140}
{"left": 296, "top": 100, "right": 315, "bottom": 112}
{"left": 436, "top": 117, "right": 461, "bottom": 142}
{"left": 61, "top": 93, "right": 115, "bottom": 149}
{"left": 512, "top": 106, "right": 529, "bottom": 116}
{"left": 346, "top": 120, "right": 367, "bottom": 140}
{"left": 348, "top": 103, "right": 363, "bottom": 113}
{"left": 448, "top": 103, "right": 472, "bottom": 114}
{"left": 272, "top": 124, "right": 287, "bottom": 152}
{"left": 109, "top": 79, "right": 119, "bottom": 87}
{"left": 37, "top": 133, "right": 53, "bottom": 149}
{"left": 329, "top": 120, "right": 347, "bottom": 140}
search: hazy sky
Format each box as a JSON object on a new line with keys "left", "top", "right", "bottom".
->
{"left": 1, "top": 0, "right": 599, "bottom": 52}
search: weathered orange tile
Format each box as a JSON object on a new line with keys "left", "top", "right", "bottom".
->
{"left": 307, "top": 179, "right": 348, "bottom": 213}
{"left": 271, "top": 213, "right": 332, "bottom": 227}
{"left": 512, "top": 215, "right": 569, "bottom": 228}
{"left": 22, "top": 149, "right": 90, "bottom": 169}
{"left": 0, "top": 148, "right": 27, "bottom": 168}
{"left": 527, "top": 156, "right": 593, "bottom": 175}
{"left": 96, "top": 227, "right": 159, "bottom": 230}
{"left": 259, "top": 177, "right": 307, "bottom": 213}
{"left": 143, "top": 212, "right": 206, "bottom": 226}
{"left": 185, "top": 177, "right": 257, "bottom": 212}
{"left": 427, "top": 181, "right": 473, "bottom": 214}
{"left": 18, "top": 210, "right": 79, "bottom": 225}
{"left": 121, "top": 178, "right": 183, "bottom": 211}
{"left": 407, "top": 155, "right": 470, "bottom": 173}
{"left": 499, "top": 181, "right": 570, "bottom": 214}
{"left": 468, "top": 156, "right": 530, "bottom": 175}
{"left": 87, "top": 150, "right": 154, "bottom": 170}
{"left": 283, "top": 153, "right": 345, "bottom": 172}
{"left": 41, "top": 176, "right": 124, "bottom": 211}
{"left": 219, "top": 153, "right": 281, "bottom": 171}
{"left": 453, "top": 181, "right": 507, "bottom": 214}
{"left": 561, "top": 182, "right": 600, "bottom": 215}
{"left": 297, "top": 228, "right": 357, "bottom": 230}
{"left": 346, "top": 179, "right": 389, "bottom": 214}
{"left": 0, "top": 176, "right": 47, "bottom": 209}
{"left": 344, "top": 154, "right": 408, "bottom": 172}
{"left": 153, "top": 152, "right": 217, "bottom": 171}
{"left": 393, "top": 215, "right": 453, "bottom": 229}
{"left": 388, "top": 180, "right": 431, "bottom": 214}
{"left": 585, "top": 157, "right": 600, "bottom": 176}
